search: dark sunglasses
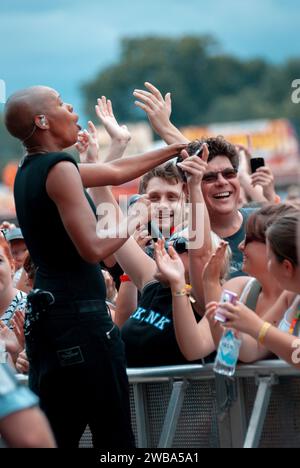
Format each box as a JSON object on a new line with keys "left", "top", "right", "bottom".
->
{"left": 202, "top": 168, "right": 238, "bottom": 184}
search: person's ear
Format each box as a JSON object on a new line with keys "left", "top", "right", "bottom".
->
{"left": 34, "top": 114, "right": 49, "bottom": 130}
{"left": 282, "top": 258, "right": 295, "bottom": 278}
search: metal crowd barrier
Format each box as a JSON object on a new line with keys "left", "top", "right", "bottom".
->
{"left": 16, "top": 360, "right": 300, "bottom": 448}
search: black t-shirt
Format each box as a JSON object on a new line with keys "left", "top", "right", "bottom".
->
{"left": 14, "top": 152, "right": 106, "bottom": 301}
{"left": 224, "top": 208, "right": 256, "bottom": 279}
{"left": 121, "top": 281, "right": 215, "bottom": 367}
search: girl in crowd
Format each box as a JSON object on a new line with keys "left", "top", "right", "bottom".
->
{"left": 204, "top": 204, "right": 298, "bottom": 362}
{"left": 0, "top": 235, "right": 27, "bottom": 366}
{"left": 0, "top": 235, "right": 27, "bottom": 328}
{"left": 211, "top": 213, "right": 300, "bottom": 368}
{"left": 154, "top": 204, "right": 298, "bottom": 363}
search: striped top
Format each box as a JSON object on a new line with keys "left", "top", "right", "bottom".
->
{"left": 0, "top": 291, "right": 27, "bottom": 328}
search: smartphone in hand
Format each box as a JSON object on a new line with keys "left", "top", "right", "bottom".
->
{"left": 250, "top": 157, "right": 265, "bottom": 174}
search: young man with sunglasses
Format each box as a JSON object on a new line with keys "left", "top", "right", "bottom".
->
{"left": 188, "top": 136, "right": 251, "bottom": 277}
{"left": 133, "top": 82, "right": 268, "bottom": 277}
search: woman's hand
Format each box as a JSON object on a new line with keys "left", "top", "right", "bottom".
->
{"left": 133, "top": 82, "right": 172, "bottom": 136}
{"left": 154, "top": 239, "right": 185, "bottom": 288}
{"left": 219, "top": 301, "right": 264, "bottom": 337}
{"left": 95, "top": 96, "right": 131, "bottom": 145}
{"left": 0, "top": 321, "right": 22, "bottom": 357}
{"left": 76, "top": 121, "right": 100, "bottom": 163}
{"left": 202, "top": 241, "right": 228, "bottom": 285}
{"left": 205, "top": 301, "right": 225, "bottom": 344}
{"left": 15, "top": 350, "right": 29, "bottom": 374}
{"left": 11, "top": 310, "right": 25, "bottom": 349}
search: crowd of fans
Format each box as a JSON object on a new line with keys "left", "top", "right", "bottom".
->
{"left": 0, "top": 82, "right": 300, "bottom": 448}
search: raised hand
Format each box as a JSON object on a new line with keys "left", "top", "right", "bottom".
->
{"left": 177, "top": 144, "right": 209, "bottom": 185}
{"left": 0, "top": 320, "right": 22, "bottom": 356}
{"left": 202, "top": 241, "right": 229, "bottom": 285}
{"left": 76, "top": 120, "right": 100, "bottom": 163}
{"left": 95, "top": 96, "right": 131, "bottom": 144}
{"left": 236, "top": 146, "right": 251, "bottom": 176}
{"left": 127, "top": 196, "right": 152, "bottom": 237}
{"left": 11, "top": 310, "right": 25, "bottom": 350}
{"left": 133, "top": 225, "right": 152, "bottom": 250}
{"left": 154, "top": 238, "right": 185, "bottom": 288}
{"left": 250, "top": 166, "right": 277, "bottom": 202}
{"left": 133, "top": 82, "right": 172, "bottom": 135}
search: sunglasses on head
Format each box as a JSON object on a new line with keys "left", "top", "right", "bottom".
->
{"left": 202, "top": 168, "right": 238, "bottom": 184}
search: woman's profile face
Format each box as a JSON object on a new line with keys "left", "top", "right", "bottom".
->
{"left": 0, "top": 246, "right": 14, "bottom": 294}
{"left": 44, "top": 90, "right": 81, "bottom": 148}
{"left": 239, "top": 238, "right": 267, "bottom": 277}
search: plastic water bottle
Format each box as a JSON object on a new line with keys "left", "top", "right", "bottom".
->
{"left": 214, "top": 330, "right": 241, "bottom": 377}
{"left": 0, "top": 339, "right": 6, "bottom": 364}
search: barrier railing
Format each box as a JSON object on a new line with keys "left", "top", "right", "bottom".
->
{"left": 16, "top": 360, "right": 300, "bottom": 448}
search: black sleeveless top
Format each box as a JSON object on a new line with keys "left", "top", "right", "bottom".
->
{"left": 121, "top": 281, "right": 215, "bottom": 367}
{"left": 14, "top": 152, "right": 106, "bottom": 302}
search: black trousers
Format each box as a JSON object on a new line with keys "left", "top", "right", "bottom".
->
{"left": 26, "top": 299, "right": 135, "bottom": 448}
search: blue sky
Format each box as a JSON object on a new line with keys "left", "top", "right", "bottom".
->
{"left": 0, "top": 0, "right": 299, "bottom": 125}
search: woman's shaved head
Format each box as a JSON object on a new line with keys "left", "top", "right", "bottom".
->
{"left": 4, "top": 86, "right": 57, "bottom": 141}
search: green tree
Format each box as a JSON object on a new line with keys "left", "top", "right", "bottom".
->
{"left": 82, "top": 35, "right": 300, "bottom": 135}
